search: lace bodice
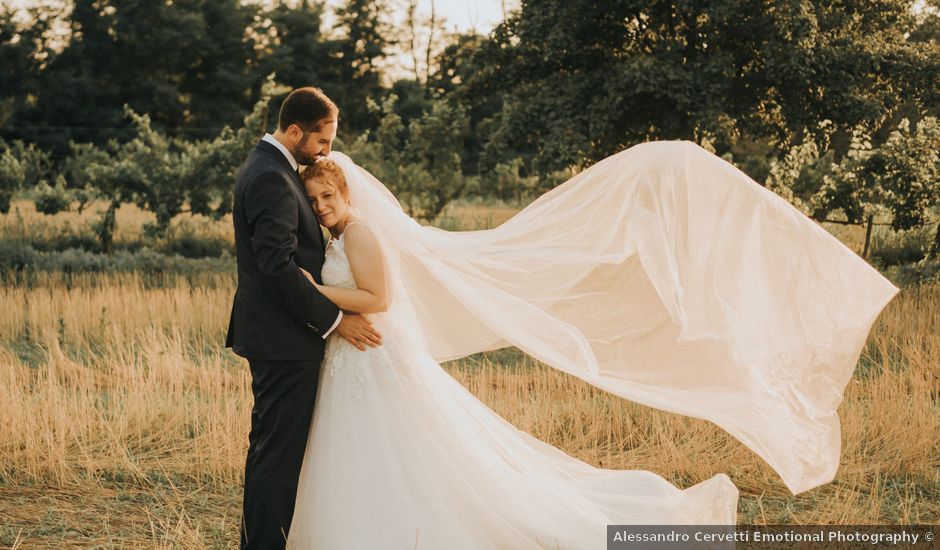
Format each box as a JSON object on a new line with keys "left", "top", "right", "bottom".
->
{"left": 322, "top": 228, "right": 358, "bottom": 290}
{"left": 321, "top": 222, "right": 375, "bottom": 399}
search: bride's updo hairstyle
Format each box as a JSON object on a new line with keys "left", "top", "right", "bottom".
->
{"left": 303, "top": 158, "right": 350, "bottom": 201}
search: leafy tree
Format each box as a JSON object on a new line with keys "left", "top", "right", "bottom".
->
{"left": 910, "top": 0, "right": 940, "bottom": 47}
{"left": 465, "top": 0, "right": 940, "bottom": 175}
{"left": 333, "top": 0, "right": 390, "bottom": 133}
{"left": 22, "top": 0, "right": 258, "bottom": 152}
{"left": 429, "top": 33, "right": 504, "bottom": 175}
{"left": 8, "top": 140, "right": 51, "bottom": 190}
{"left": 765, "top": 120, "right": 837, "bottom": 215}
{"left": 176, "top": 0, "right": 259, "bottom": 135}
{"left": 37, "top": 76, "right": 289, "bottom": 251}
{"left": 0, "top": 4, "right": 54, "bottom": 133}
{"left": 60, "top": 142, "right": 110, "bottom": 214}
{"left": 0, "top": 139, "right": 50, "bottom": 213}
{"left": 0, "top": 146, "right": 26, "bottom": 214}
{"left": 815, "top": 117, "right": 940, "bottom": 259}
{"left": 254, "top": 1, "right": 341, "bottom": 93}
{"left": 180, "top": 77, "right": 292, "bottom": 222}
{"left": 479, "top": 158, "right": 540, "bottom": 202}
{"left": 344, "top": 94, "right": 470, "bottom": 220}
{"left": 34, "top": 175, "right": 74, "bottom": 216}
{"left": 24, "top": 0, "right": 131, "bottom": 150}
{"left": 768, "top": 116, "right": 940, "bottom": 259}
{"left": 401, "top": 100, "right": 471, "bottom": 218}
{"left": 387, "top": 78, "right": 434, "bottom": 128}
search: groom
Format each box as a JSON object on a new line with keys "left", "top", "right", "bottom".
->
{"left": 226, "top": 87, "right": 382, "bottom": 549}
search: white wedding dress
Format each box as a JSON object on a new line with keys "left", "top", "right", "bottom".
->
{"left": 285, "top": 141, "right": 898, "bottom": 549}
{"left": 287, "top": 229, "right": 739, "bottom": 550}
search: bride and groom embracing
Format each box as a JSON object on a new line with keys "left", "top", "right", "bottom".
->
{"left": 226, "top": 87, "right": 900, "bottom": 549}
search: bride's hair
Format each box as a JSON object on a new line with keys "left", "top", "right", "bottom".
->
{"left": 302, "top": 158, "right": 349, "bottom": 199}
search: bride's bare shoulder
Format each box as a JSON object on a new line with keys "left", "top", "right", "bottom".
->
{"left": 343, "top": 222, "right": 382, "bottom": 253}
{"left": 342, "top": 222, "right": 386, "bottom": 285}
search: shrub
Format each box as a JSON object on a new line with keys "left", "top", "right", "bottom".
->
{"left": 869, "top": 226, "right": 933, "bottom": 269}
{"left": 891, "top": 260, "right": 940, "bottom": 287}
{"left": 161, "top": 234, "right": 229, "bottom": 259}
{"left": 34, "top": 176, "right": 73, "bottom": 215}
{"left": 0, "top": 147, "right": 26, "bottom": 214}
{"left": 0, "top": 242, "right": 235, "bottom": 278}
{"left": 0, "top": 239, "right": 37, "bottom": 270}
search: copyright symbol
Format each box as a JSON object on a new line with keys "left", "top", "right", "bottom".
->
{"left": 926, "top": 531, "right": 934, "bottom": 542}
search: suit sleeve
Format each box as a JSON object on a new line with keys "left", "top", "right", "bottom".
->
{"left": 243, "top": 172, "right": 341, "bottom": 336}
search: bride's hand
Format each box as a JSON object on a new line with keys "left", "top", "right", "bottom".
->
{"left": 299, "top": 267, "right": 321, "bottom": 289}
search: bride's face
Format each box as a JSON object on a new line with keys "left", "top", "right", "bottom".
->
{"left": 305, "top": 177, "right": 350, "bottom": 229}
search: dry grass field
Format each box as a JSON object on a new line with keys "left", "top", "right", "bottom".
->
{"left": 0, "top": 201, "right": 937, "bottom": 548}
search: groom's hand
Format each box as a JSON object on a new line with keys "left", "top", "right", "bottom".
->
{"left": 336, "top": 314, "right": 382, "bottom": 351}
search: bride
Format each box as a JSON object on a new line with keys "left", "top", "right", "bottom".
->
{"left": 286, "top": 145, "right": 898, "bottom": 549}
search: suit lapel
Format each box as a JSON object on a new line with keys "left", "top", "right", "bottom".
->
{"left": 254, "top": 140, "right": 324, "bottom": 254}
{"left": 255, "top": 140, "right": 306, "bottom": 195}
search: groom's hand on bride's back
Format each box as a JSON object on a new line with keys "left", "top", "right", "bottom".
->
{"left": 336, "top": 314, "right": 382, "bottom": 351}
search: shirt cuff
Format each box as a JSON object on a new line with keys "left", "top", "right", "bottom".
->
{"left": 322, "top": 310, "right": 343, "bottom": 339}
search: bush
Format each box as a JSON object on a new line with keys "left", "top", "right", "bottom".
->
{"left": 872, "top": 241, "right": 927, "bottom": 268}
{"left": 29, "top": 232, "right": 101, "bottom": 254}
{"left": 34, "top": 176, "right": 74, "bottom": 215}
{"left": 153, "top": 218, "right": 233, "bottom": 259}
{"left": 890, "top": 260, "right": 940, "bottom": 288}
{"left": 479, "top": 158, "right": 538, "bottom": 201}
{"left": 0, "top": 239, "right": 38, "bottom": 270}
{"left": 0, "top": 147, "right": 26, "bottom": 214}
{"left": 0, "top": 242, "right": 234, "bottom": 278}
{"left": 870, "top": 226, "right": 933, "bottom": 268}
{"left": 32, "top": 247, "right": 108, "bottom": 273}
{"left": 161, "top": 234, "right": 230, "bottom": 259}
{"left": 344, "top": 95, "right": 471, "bottom": 221}
{"left": 0, "top": 139, "right": 52, "bottom": 214}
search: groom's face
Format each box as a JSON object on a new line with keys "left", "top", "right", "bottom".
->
{"left": 291, "top": 120, "right": 337, "bottom": 165}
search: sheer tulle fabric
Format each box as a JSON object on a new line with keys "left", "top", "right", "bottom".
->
{"left": 316, "top": 141, "right": 896, "bottom": 496}
{"left": 286, "top": 141, "right": 898, "bottom": 548}
{"left": 288, "top": 235, "right": 738, "bottom": 550}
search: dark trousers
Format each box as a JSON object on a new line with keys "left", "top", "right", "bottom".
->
{"left": 240, "top": 358, "right": 320, "bottom": 549}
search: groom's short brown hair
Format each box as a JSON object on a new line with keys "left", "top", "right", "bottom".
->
{"left": 278, "top": 87, "right": 339, "bottom": 132}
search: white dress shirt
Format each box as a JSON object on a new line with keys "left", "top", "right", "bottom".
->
{"left": 262, "top": 133, "right": 343, "bottom": 339}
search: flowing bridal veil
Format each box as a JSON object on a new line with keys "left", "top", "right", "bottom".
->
{"left": 327, "top": 140, "right": 899, "bottom": 496}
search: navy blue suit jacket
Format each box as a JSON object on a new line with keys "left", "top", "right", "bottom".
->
{"left": 225, "top": 140, "right": 340, "bottom": 360}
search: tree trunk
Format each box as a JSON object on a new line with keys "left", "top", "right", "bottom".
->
{"left": 862, "top": 213, "right": 874, "bottom": 260}
{"left": 95, "top": 200, "right": 118, "bottom": 254}
{"left": 406, "top": 0, "right": 420, "bottom": 82}
{"left": 929, "top": 220, "right": 940, "bottom": 261}
{"left": 259, "top": 104, "right": 270, "bottom": 139}
{"left": 425, "top": 0, "right": 436, "bottom": 86}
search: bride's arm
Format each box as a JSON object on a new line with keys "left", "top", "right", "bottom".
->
{"left": 300, "top": 224, "right": 389, "bottom": 314}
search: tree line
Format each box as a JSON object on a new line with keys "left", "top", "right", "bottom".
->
{"left": 1, "top": 0, "right": 939, "bottom": 260}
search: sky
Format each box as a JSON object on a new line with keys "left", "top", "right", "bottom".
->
{"left": 386, "top": 0, "right": 509, "bottom": 34}
{"left": 6, "top": 0, "right": 514, "bottom": 80}
{"left": 362, "top": 0, "right": 514, "bottom": 80}
{"left": 5, "top": 0, "right": 511, "bottom": 34}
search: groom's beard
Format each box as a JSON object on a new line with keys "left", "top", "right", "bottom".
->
{"left": 294, "top": 153, "right": 323, "bottom": 166}
{"left": 293, "top": 136, "right": 324, "bottom": 166}
{"left": 294, "top": 150, "right": 320, "bottom": 166}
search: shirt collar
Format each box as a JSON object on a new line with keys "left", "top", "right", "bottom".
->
{"left": 262, "top": 133, "right": 299, "bottom": 172}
